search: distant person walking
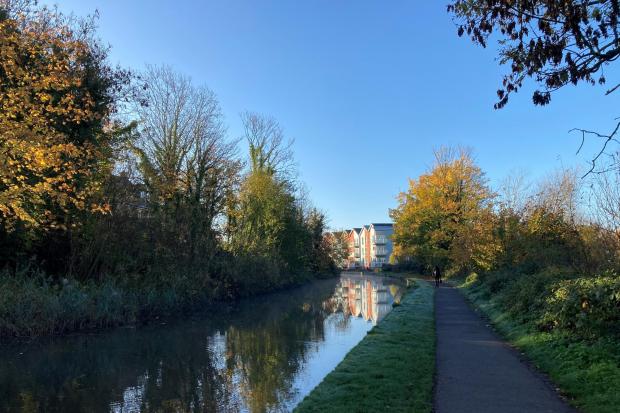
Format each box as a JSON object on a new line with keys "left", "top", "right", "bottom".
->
{"left": 433, "top": 265, "right": 442, "bottom": 287}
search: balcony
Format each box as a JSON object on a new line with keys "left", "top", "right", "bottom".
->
{"left": 374, "top": 237, "right": 387, "bottom": 245}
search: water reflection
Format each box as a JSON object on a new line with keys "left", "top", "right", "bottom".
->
{"left": 333, "top": 275, "right": 403, "bottom": 325}
{"left": 0, "top": 275, "right": 404, "bottom": 413}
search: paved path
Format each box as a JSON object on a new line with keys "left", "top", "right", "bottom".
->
{"left": 434, "top": 285, "right": 577, "bottom": 413}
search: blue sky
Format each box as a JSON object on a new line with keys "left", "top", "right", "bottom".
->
{"left": 46, "top": 1, "right": 620, "bottom": 229}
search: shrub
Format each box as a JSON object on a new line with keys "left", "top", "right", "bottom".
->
{"left": 541, "top": 273, "right": 620, "bottom": 338}
{"left": 465, "top": 267, "right": 620, "bottom": 339}
{"left": 0, "top": 271, "right": 128, "bottom": 337}
{"left": 464, "top": 272, "right": 479, "bottom": 286}
{"left": 496, "top": 267, "right": 574, "bottom": 323}
{"left": 483, "top": 270, "right": 515, "bottom": 294}
{"left": 389, "top": 259, "right": 425, "bottom": 274}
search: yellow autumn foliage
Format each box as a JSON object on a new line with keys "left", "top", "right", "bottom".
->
{"left": 390, "top": 147, "right": 498, "bottom": 272}
{"left": 0, "top": 8, "right": 119, "bottom": 232}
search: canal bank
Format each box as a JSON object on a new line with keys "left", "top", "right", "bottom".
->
{"left": 294, "top": 279, "right": 435, "bottom": 413}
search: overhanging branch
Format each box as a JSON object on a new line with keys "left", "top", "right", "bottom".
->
{"left": 571, "top": 118, "right": 620, "bottom": 177}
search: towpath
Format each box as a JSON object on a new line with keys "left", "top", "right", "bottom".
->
{"left": 434, "top": 285, "right": 577, "bottom": 413}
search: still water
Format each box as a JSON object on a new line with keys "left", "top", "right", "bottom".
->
{"left": 0, "top": 274, "right": 404, "bottom": 413}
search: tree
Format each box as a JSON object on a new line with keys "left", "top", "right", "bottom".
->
{"left": 0, "top": 1, "right": 133, "bottom": 272}
{"left": 592, "top": 165, "right": 620, "bottom": 235}
{"left": 494, "top": 168, "right": 588, "bottom": 272}
{"left": 447, "top": 1, "right": 620, "bottom": 173}
{"left": 228, "top": 113, "right": 302, "bottom": 268}
{"left": 240, "top": 111, "right": 295, "bottom": 180}
{"left": 533, "top": 168, "right": 582, "bottom": 223}
{"left": 498, "top": 170, "right": 531, "bottom": 214}
{"left": 448, "top": 0, "right": 620, "bottom": 108}
{"left": 0, "top": 2, "right": 130, "bottom": 233}
{"left": 227, "top": 113, "right": 338, "bottom": 278}
{"left": 134, "top": 65, "right": 240, "bottom": 261}
{"left": 324, "top": 230, "right": 349, "bottom": 270}
{"left": 303, "top": 210, "right": 346, "bottom": 273}
{"left": 390, "top": 147, "right": 496, "bottom": 273}
{"left": 230, "top": 169, "right": 297, "bottom": 257}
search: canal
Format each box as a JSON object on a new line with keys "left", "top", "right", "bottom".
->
{"left": 0, "top": 274, "right": 405, "bottom": 413}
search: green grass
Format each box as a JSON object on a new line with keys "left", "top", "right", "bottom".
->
{"left": 294, "top": 279, "right": 435, "bottom": 413}
{"left": 457, "top": 278, "right": 620, "bottom": 413}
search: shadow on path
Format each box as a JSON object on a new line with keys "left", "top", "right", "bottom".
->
{"left": 434, "top": 285, "right": 577, "bottom": 413}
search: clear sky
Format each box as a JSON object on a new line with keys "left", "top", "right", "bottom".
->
{"left": 45, "top": 1, "right": 620, "bottom": 229}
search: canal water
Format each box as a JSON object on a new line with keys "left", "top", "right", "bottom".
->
{"left": 0, "top": 274, "right": 405, "bottom": 413}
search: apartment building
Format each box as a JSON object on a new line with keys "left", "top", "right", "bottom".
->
{"left": 347, "top": 228, "right": 362, "bottom": 269}
{"left": 360, "top": 225, "right": 370, "bottom": 268}
{"left": 368, "top": 223, "right": 394, "bottom": 268}
{"left": 346, "top": 223, "right": 394, "bottom": 269}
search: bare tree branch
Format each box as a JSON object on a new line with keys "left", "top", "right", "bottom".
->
{"left": 571, "top": 118, "right": 620, "bottom": 177}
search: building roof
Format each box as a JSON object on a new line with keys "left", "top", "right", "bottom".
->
{"left": 371, "top": 223, "right": 393, "bottom": 227}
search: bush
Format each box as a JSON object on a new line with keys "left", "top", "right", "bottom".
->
{"left": 496, "top": 268, "right": 573, "bottom": 322}
{"left": 0, "top": 271, "right": 128, "bottom": 337}
{"left": 464, "top": 272, "right": 479, "bottom": 286}
{"left": 468, "top": 267, "right": 620, "bottom": 340}
{"left": 541, "top": 273, "right": 620, "bottom": 338}
{"left": 483, "top": 270, "right": 515, "bottom": 294}
{"left": 389, "top": 259, "right": 425, "bottom": 274}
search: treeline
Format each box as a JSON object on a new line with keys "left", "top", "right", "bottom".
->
{"left": 0, "top": 1, "right": 341, "bottom": 337}
{"left": 391, "top": 147, "right": 620, "bottom": 340}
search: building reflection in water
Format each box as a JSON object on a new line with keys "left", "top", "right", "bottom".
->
{"left": 332, "top": 274, "right": 403, "bottom": 325}
{"left": 0, "top": 276, "right": 405, "bottom": 413}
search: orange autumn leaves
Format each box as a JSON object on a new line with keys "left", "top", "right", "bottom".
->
{"left": 0, "top": 10, "right": 112, "bottom": 231}
{"left": 390, "top": 148, "right": 498, "bottom": 272}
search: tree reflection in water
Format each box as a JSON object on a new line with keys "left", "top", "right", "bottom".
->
{"left": 0, "top": 276, "right": 404, "bottom": 413}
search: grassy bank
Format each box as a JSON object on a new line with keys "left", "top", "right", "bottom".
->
{"left": 457, "top": 274, "right": 620, "bottom": 413}
{"left": 294, "top": 279, "right": 435, "bottom": 413}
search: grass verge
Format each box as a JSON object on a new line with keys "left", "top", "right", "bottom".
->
{"left": 456, "top": 278, "right": 620, "bottom": 413}
{"left": 294, "top": 279, "right": 435, "bottom": 413}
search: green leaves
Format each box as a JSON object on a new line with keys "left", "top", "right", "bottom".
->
{"left": 542, "top": 274, "right": 620, "bottom": 338}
